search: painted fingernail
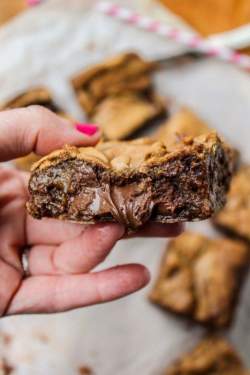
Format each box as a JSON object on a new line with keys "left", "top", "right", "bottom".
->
{"left": 75, "top": 123, "right": 99, "bottom": 136}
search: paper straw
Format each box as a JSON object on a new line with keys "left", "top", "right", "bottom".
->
{"left": 96, "top": 1, "right": 250, "bottom": 71}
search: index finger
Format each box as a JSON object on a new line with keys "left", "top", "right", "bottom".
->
{"left": 0, "top": 106, "right": 100, "bottom": 162}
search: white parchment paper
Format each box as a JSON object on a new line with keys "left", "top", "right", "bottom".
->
{"left": 0, "top": 1, "right": 250, "bottom": 374}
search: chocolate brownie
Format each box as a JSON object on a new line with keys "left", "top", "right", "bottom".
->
{"left": 214, "top": 166, "right": 250, "bottom": 242}
{"left": 150, "top": 232, "right": 248, "bottom": 327}
{"left": 1, "top": 88, "right": 68, "bottom": 171}
{"left": 154, "top": 108, "right": 238, "bottom": 174}
{"left": 154, "top": 108, "right": 211, "bottom": 150}
{"left": 165, "top": 336, "right": 247, "bottom": 375}
{"left": 92, "top": 92, "right": 165, "bottom": 141}
{"left": 0, "top": 0, "right": 27, "bottom": 26}
{"left": 72, "top": 53, "right": 166, "bottom": 140}
{"left": 27, "top": 133, "right": 232, "bottom": 230}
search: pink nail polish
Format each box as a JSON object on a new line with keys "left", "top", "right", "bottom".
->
{"left": 75, "top": 123, "right": 99, "bottom": 136}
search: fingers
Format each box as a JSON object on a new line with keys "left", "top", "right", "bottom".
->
{"left": 7, "top": 264, "right": 150, "bottom": 315}
{"left": 129, "top": 222, "right": 185, "bottom": 238}
{"left": 0, "top": 106, "right": 100, "bottom": 162}
{"left": 26, "top": 215, "right": 87, "bottom": 245}
{"left": 28, "top": 224, "right": 125, "bottom": 275}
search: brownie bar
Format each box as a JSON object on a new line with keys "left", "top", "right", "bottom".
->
{"left": 214, "top": 166, "right": 250, "bottom": 242}
{"left": 1, "top": 88, "right": 68, "bottom": 171}
{"left": 154, "top": 107, "right": 238, "bottom": 173}
{"left": 92, "top": 92, "right": 165, "bottom": 141}
{"left": 150, "top": 232, "right": 248, "bottom": 327}
{"left": 165, "top": 336, "right": 247, "bottom": 375}
{"left": 27, "top": 133, "right": 232, "bottom": 230}
{"left": 72, "top": 53, "right": 166, "bottom": 140}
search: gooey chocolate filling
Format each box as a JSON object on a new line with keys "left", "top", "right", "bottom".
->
{"left": 28, "top": 146, "right": 228, "bottom": 230}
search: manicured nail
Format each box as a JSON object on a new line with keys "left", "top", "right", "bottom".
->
{"left": 75, "top": 123, "right": 99, "bottom": 136}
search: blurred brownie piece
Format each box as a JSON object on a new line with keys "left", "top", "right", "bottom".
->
{"left": 150, "top": 232, "right": 248, "bottom": 327}
{"left": 92, "top": 92, "right": 165, "bottom": 141}
{"left": 154, "top": 107, "right": 238, "bottom": 174}
{"left": 0, "top": 0, "right": 27, "bottom": 26}
{"left": 214, "top": 166, "right": 250, "bottom": 242}
{"left": 27, "top": 133, "right": 232, "bottom": 230}
{"left": 72, "top": 53, "right": 166, "bottom": 140}
{"left": 165, "top": 336, "right": 247, "bottom": 375}
{"left": 153, "top": 108, "right": 210, "bottom": 150}
{"left": 1, "top": 88, "right": 63, "bottom": 114}
{"left": 1, "top": 88, "right": 68, "bottom": 171}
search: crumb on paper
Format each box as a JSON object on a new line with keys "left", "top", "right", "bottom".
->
{"left": 0, "top": 358, "right": 14, "bottom": 375}
{"left": 78, "top": 366, "right": 93, "bottom": 375}
{"left": 34, "top": 332, "right": 49, "bottom": 344}
{"left": 2, "top": 334, "right": 12, "bottom": 347}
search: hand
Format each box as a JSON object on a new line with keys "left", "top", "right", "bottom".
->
{"left": 0, "top": 106, "right": 183, "bottom": 316}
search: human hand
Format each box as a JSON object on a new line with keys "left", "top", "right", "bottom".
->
{"left": 0, "top": 106, "right": 183, "bottom": 316}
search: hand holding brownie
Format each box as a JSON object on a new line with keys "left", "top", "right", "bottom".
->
{"left": 0, "top": 106, "right": 183, "bottom": 316}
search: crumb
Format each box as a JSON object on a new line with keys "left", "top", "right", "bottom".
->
{"left": 78, "top": 366, "right": 93, "bottom": 375}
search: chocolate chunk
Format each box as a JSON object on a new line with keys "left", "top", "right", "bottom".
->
{"left": 72, "top": 52, "right": 166, "bottom": 140}
{"left": 214, "top": 165, "right": 250, "bottom": 242}
{"left": 165, "top": 336, "right": 247, "bottom": 375}
{"left": 150, "top": 231, "right": 248, "bottom": 327}
{"left": 27, "top": 133, "right": 232, "bottom": 230}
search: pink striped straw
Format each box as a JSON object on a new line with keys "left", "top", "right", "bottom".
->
{"left": 27, "top": 0, "right": 42, "bottom": 5}
{"left": 96, "top": 1, "right": 250, "bottom": 72}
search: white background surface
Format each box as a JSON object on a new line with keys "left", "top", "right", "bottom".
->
{"left": 0, "top": 1, "right": 250, "bottom": 374}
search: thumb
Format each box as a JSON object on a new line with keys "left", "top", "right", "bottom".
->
{"left": 0, "top": 106, "right": 100, "bottom": 162}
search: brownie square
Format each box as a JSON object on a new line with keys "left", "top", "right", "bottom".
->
{"left": 72, "top": 52, "right": 166, "bottom": 140}
{"left": 27, "top": 133, "right": 232, "bottom": 229}
{"left": 165, "top": 336, "right": 247, "bottom": 375}
{"left": 214, "top": 166, "right": 250, "bottom": 242}
{"left": 150, "top": 231, "right": 248, "bottom": 327}
{"left": 92, "top": 92, "right": 165, "bottom": 141}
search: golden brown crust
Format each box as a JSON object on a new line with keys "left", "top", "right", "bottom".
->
{"left": 214, "top": 166, "right": 250, "bottom": 242}
{"left": 72, "top": 52, "right": 156, "bottom": 92}
{"left": 32, "top": 132, "right": 221, "bottom": 172}
{"left": 150, "top": 231, "right": 248, "bottom": 327}
{"left": 165, "top": 336, "right": 245, "bottom": 375}
{"left": 154, "top": 108, "right": 211, "bottom": 151}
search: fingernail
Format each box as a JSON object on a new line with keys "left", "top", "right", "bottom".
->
{"left": 143, "top": 267, "right": 151, "bottom": 283}
{"left": 75, "top": 123, "right": 99, "bottom": 136}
